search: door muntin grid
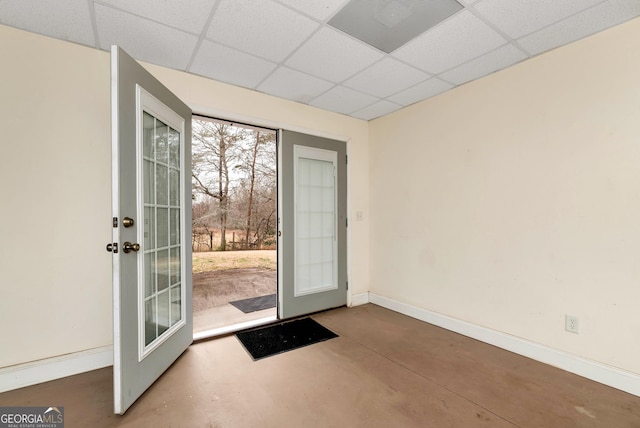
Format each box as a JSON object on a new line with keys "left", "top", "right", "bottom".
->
{"left": 137, "top": 86, "right": 185, "bottom": 360}
{"left": 293, "top": 145, "right": 338, "bottom": 297}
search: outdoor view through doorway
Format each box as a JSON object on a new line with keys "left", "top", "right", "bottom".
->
{"left": 191, "top": 116, "right": 277, "bottom": 335}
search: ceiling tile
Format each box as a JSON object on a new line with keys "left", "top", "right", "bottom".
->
{"left": 439, "top": 43, "right": 527, "bottom": 85}
{"left": 518, "top": 0, "right": 640, "bottom": 55}
{"left": 257, "top": 67, "right": 334, "bottom": 103}
{"left": 393, "top": 10, "right": 506, "bottom": 74}
{"left": 277, "top": 0, "right": 349, "bottom": 21}
{"left": 98, "top": 0, "right": 215, "bottom": 35}
{"left": 309, "top": 85, "right": 378, "bottom": 115}
{"left": 387, "top": 78, "right": 453, "bottom": 106}
{"left": 0, "top": 0, "right": 95, "bottom": 46}
{"left": 190, "top": 40, "right": 277, "bottom": 89}
{"left": 473, "top": 0, "right": 603, "bottom": 39}
{"left": 343, "top": 58, "right": 430, "bottom": 98}
{"left": 351, "top": 100, "right": 403, "bottom": 121}
{"left": 206, "top": 0, "right": 319, "bottom": 62}
{"left": 95, "top": 4, "right": 199, "bottom": 70}
{"left": 286, "top": 27, "right": 384, "bottom": 82}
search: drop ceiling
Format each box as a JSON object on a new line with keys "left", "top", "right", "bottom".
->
{"left": 1, "top": 0, "right": 639, "bottom": 120}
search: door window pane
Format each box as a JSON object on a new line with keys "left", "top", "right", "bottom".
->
{"left": 170, "top": 284, "right": 181, "bottom": 327}
{"left": 170, "top": 247, "right": 181, "bottom": 285}
{"left": 157, "top": 208, "right": 168, "bottom": 248}
{"left": 170, "top": 208, "right": 180, "bottom": 246}
{"left": 157, "top": 249, "right": 169, "bottom": 291}
{"left": 155, "top": 120, "right": 168, "bottom": 164}
{"left": 144, "top": 206, "right": 155, "bottom": 250}
{"left": 143, "top": 160, "right": 154, "bottom": 204}
{"left": 169, "top": 128, "right": 180, "bottom": 168}
{"left": 157, "top": 289, "right": 170, "bottom": 337}
{"left": 144, "top": 253, "right": 154, "bottom": 298}
{"left": 156, "top": 165, "right": 168, "bottom": 206}
{"left": 145, "top": 297, "right": 157, "bottom": 346}
{"left": 169, "top": 169, "right": 179, "bottom": 207}
{"left": 143, "top": 112, "right": 154, "bottom": 158}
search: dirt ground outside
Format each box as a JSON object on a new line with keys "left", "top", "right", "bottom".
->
{"left": 192, "top": 250, "right": 276, "bottom": 313}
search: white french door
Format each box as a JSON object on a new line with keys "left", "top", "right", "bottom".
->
{"left": 109, "top": 46, "right": 192, "bottom": 414}
{"left": 278, "top": 130, "right": 347, "bottom": 319}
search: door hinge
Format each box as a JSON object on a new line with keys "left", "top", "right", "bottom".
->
{"left": 346, "top": 218, "right": 348, "bottom": 227}
{"left": 345, "top": 154, "right": 348, "bottom": 164}
{"left": 346, "top": 280, "right": 349, "bottom": 290}
{"left": 112, "top": 217, "right": 118, "bottom": 228}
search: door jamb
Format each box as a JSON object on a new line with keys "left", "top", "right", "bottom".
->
{"left": 188, "top": 110, "right": 353, "bottom": 339}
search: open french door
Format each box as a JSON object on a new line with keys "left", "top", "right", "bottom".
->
{"left": 109, "top": 46, "right": 192, "bottom": 414}
{"left": 278, "top": 130, "right": 347, "bottom": 319}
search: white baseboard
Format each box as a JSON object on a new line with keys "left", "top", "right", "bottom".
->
{"left": 0, "top": 346, "right": 113, "bottom": 393}
{"left": 349, "top": 292, "right": 370, "bottom": 307}
{"left": 369, "top": 293, "right": 640, "bottom": 398}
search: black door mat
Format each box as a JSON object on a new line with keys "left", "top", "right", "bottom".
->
{"left": 236, "top": 317, "right": 338, "bottom": 360}
{"left": 229, "top": 293, "right": 277, "bottom": 313}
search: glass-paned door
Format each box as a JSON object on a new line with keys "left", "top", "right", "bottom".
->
{"left": 110, "top": 46, "right": 192, "bottom": 415}
{"left": 278, "top": 130, "right": 347, "bottom": 319}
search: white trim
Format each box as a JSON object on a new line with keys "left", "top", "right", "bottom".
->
{"left": 349, "top": 292, "right": 370, "bottom": 307}
{"left": 369, "top": 293, "right": 640, "bottom": 398}
{"left": 0, "top": 346, "right": 113, "bottom": 393}
{"left": 135, "top": 85, "right": 188, "bottom": 362}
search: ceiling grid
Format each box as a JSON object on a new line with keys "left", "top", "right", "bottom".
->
{"left": 1, "top": 0, "right": 638, "bottom": 120}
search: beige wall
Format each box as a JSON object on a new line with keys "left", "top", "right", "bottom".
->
{"left": 0, "top": 28, "right": 112, "bottom": 367}
{"left": 369, "top": 17, "right": 640, "bottom": 375}
{"left": 0, "top": 25, "right": 370, "bottom": 368}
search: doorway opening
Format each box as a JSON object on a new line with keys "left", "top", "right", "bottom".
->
{"left": 191, "top": 116, "right": 278, "bottom": 336}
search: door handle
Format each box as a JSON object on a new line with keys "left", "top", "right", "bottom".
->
{"left": 122, "top": 242, "right": 140, "bottom": 253}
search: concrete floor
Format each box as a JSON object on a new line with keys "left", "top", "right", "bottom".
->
{"left": 193, "top": 303, "right": 276, "bottom": 334}
{"left": 2, "top": 304, "right": 639, "bottom": 427}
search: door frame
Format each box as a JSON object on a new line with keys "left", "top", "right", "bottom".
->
{"left": 190, "top": 114, "right": 280, "bottom": 339}
{"left": 189, "top": 112, "right": 353, "bottom": 337}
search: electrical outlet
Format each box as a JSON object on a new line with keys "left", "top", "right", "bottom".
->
{"left": 565, "top": 315, "right": 580, "bottom": 334}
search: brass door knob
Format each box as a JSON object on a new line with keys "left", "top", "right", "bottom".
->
{"left": 122, "top": 242, "right": 140, "bottom": 253}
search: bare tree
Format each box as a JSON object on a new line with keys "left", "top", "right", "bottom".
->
{"left": 244, "top": 131, "right": 260, "bottom": 248}
{"left": 192, "top": 118, "right": 276, "bottom": 252}
{"left": 236, "top": 130, "right": 276, "bottom": 249}
{"left": 192, "top": 120, "right": 245, "bottom": 250}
